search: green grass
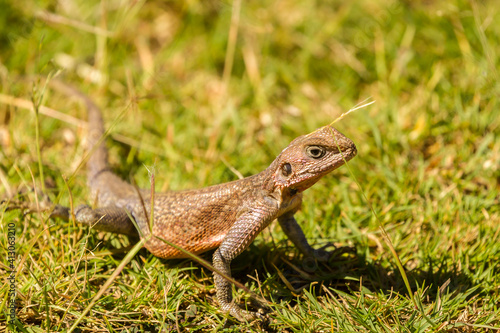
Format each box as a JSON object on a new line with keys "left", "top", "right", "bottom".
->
{"left": 1, "top": 0, "right": 500, "bottom": 331}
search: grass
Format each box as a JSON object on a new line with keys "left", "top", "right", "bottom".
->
{"left": 1, "top": 0, "right": 499, "bottom": 331}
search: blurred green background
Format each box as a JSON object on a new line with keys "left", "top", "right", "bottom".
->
{"left": 1, "top": 0, "right": 499, "bottom": 331}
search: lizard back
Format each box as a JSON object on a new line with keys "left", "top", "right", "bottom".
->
{"left": 121, "top": 175, "right": 266, "bottom": 258}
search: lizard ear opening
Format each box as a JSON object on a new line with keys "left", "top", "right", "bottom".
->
{"left": 281, "top": 163, "right": 292, "bottom": 177}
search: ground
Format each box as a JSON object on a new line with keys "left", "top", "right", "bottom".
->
{"left": 1, "top": 0, "right": 499, "bottom": 332}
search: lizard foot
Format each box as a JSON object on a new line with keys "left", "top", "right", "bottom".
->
{"left": 222, "top": 302, "right": 268, "bottom": 323}
{"left": 312, "top": 245, "right": 335, "bottom": 262}
{"left": 301, "top": 244, "right": 337, "bottom": 273}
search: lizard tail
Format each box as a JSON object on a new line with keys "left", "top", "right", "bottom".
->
{"left": 51, "top": 80, "right": 140, "bottom": 207}
{"left": 50, "top": 80, "right": 109, "bottom": 180}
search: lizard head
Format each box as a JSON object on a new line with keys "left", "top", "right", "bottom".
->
{"left": 267, "top": 125, "right": 357, "bottom": 194}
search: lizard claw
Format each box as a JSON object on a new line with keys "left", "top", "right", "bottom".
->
{"left": 223, "top": 302, "right": 268, "bottom": 323}
{"left": 312, "top": 244, "right": 336, "bottom": 262}
{"left": 302, "top": 243, "right": 336, "bottom": 263}
{"left": 300, "top": 244, "right": 337, "bottom": 272}
{"left": 312, "top": 249, "right": 331, "bottom": 262}
{"left": 313, "top": 244, "right": 356, "bottom": 264}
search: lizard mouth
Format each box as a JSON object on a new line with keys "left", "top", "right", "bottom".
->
{"left": 341, "top": 146, "right": 357, "bottom": 161}
{"left": 337, "top": 139, "right": 357, "bottom": 162}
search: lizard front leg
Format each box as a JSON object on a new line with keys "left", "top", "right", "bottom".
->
{"left": 278, "top": 211, "right": 331, "bottom": 262}
{"left": 212, "top": 203, "right": 277, "bottom": 321}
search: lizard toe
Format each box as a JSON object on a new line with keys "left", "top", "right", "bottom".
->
{"left": 224, "top": 302, "right": 263, "bottom": 322}
{"left": 313, "top": 243, "right": 338, "bottom": 262}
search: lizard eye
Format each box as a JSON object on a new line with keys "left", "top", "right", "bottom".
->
{"left": 306, "top": 145, "right": 326, "bottom": 159}
{"left": 281, "top": 163, "right": 292, "bottom": 177}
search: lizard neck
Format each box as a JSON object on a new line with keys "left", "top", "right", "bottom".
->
{"left": 260, "top": 159, "right": 295, "bottom": 204}
{"left": 260, "top": 158, "right": 280, "bottom": 194}
{"left": 256, "top": 162, "right": 302, "bottom": 217}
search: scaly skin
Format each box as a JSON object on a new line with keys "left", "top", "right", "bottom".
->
{"left": 51, "top": 82, "right": 357, "bottom": 321}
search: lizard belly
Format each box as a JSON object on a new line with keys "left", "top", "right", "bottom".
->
{"left": 148, "top": 209, "right": 236, "bottom": 259}
{"left": 145, "top": 228, "right": 227, "bottom": 259}
{"left": 130, "top": 194, "right": 243, "bottom": 259}
{"left": 116, "top": 176, "right": 259, "bottom": 259}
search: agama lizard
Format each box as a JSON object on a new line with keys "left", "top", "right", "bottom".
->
{"left": 50, "top": 82, "right": 357, "bottom": 321}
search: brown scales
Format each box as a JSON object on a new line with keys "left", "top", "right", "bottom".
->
{"left": 51, "top": 82, "right": 357, "bottom": 321}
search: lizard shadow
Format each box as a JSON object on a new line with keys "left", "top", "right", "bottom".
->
{"left": 92, "top": 235, "right": 482, "bottom": 331}
{"left": 173, "top": 241, "right": 481, "bottom": 314}
{"left": 248, "top": 243, "right": 482, "bottom": 311}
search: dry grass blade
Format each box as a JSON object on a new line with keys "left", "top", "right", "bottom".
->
{"left": 0, "top": 93, "right": 85, "bottom": 127}
{"left": 330, "top": 98, "right": 375, "bottom": 125}
{"left": 0, "top": 91, "right": 166, "bottom": 156}
{"left": 67, "top": 239, "right": 146, "bottom": 332}
{"left": 35, "top": 11, "right": 114, "bottom": 37}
